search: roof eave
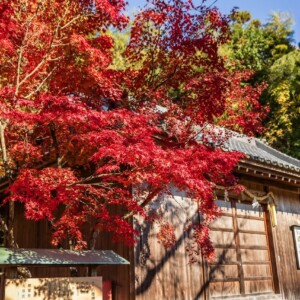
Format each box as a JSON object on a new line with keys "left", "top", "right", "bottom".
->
{"left": 236, "top": 158, "right": 300, "bottom": 187}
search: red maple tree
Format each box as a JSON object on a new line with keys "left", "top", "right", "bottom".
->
{"left": 0, "top": 0, "right": 266, "bottom": 259}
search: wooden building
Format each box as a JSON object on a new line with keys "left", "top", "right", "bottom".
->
{"left": 1, "top": 135, "right": 300, "bottom": 300}
{"left": 134, "top": 135, "right": 300, "bottom": 300}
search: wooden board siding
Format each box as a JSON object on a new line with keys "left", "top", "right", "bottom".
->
{"left": 134, "top": 181, "right": 294, "bottom": 300}
{"left": 239, "top": 178, "right": 300, "bottom": 300}
{"left": 7, "top": 176, "right": 300, "bottom": 300}
{"left": 135, "top": 192, "right": 207, "bottom": 300}
{"left": 11, "top": 203, "right": 133, "bottom": 300}
{"left": 208, "top": 199, "right": 274, "bottom": 299}
{"left": 268, "top": 186, "right": 300, "bottom": 300}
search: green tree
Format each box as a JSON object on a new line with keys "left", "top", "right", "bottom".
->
{"left": 263, "top": 50, "right": 300, "bottom": 158}
{"left": 223, "top": 11, "right": 294, "bottom": 72}
{"left": 223, "top": 10, "right": 300, "bottom": 158}
{"left": 221, "top": 11, "right": 267, "bottom": 71}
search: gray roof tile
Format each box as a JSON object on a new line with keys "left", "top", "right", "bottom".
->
{"left": 226, "top": 135, "right": 300, "bottom": 172}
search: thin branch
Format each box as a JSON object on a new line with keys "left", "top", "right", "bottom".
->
{"left": 60, "top": 15, "right": 82, "bottom": 30}
{"left": 25, "top": 65, "right": 58, "bottom": 99}
{"left": 123, "top": 188, "right": 162, "bottom": 220}
{"left": 14, "top": 25, "right": 30, "bottom": 100}
{"left": 18, "top": 55, "right": 49, "bottom": 87}
{"left": 207, "top": 0, "right": 218, "bottom": 9}
{"left": 67, "top": 173, "right": 122, "bottom": 187}
{"left": 0, "top": 121, "right": 8, "bottom": 168}
{"left": 147, "top": 25, "right": 162, "bottom": 87}
{"left": 49, "top": 123, "right": 60, "bottom": 165}
{"left": 88, "top": 183, "right": 113, "bottom": 190}
{"left": 153, "top": 63, "right": 179, "bottom": 91}
{"left": 16, "top": 1, "right": 71, "bottom": 93}
{"left": 14, "top": 3, "right": 42, "bottom": 101}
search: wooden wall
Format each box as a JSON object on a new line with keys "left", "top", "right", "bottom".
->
{"left": 12, "top": 203, "right": 134, "bottom": 300}
{"left": 268, "top": 186, "right": 300, "bottom": 300}
{"left": 208, "top": 199, "right": 275, "bottom": 298}
{"left": 7, "top": 176, "right": 300, "bottom": 300}
{"left": 134, "top": 191, "right": 208, "bottom": 300}
{"left": 240, "top": 179, "right": 300, "bottom": 300}
{"left": 135, "top": 180, "right": 300, "bottom": 300}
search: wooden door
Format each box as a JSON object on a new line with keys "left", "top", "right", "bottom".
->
{"left": 208, "top": 200, "right": 275, "bottom": 299}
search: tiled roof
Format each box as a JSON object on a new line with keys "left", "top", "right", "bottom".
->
{"left": 226, "top": 135, "right": 300, "bottom": 172}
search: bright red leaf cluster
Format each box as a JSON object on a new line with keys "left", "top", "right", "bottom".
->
{"left": 0, "top": 0, "right": 266, "bottom": 256}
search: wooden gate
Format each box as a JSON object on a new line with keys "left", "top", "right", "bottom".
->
{"left": 208, "top": 200, "right": 275, "bottom": 299}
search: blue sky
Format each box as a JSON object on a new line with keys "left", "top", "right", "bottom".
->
{"left": 128, "top": 0, "right": 300, "bottom": 44}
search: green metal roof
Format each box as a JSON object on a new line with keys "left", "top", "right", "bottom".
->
{"left": 0, "top": 248, "right": 129, "bottom": 266}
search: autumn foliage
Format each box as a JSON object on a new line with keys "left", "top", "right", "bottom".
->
{"left": 0, "top": 0, "right": 266, "bottom": 258}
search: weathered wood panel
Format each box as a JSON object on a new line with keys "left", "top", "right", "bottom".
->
{"left": 238, "top": 178, "right": 300, "bottom": 299}
{"left": 209, "top": 265, "right": 238, "bottom": 280}
{"left": 241, "top": 249, "right": 269, "bottom": 262}
{"left": 244, "top": 279, "right": 273, "bottom": 294}
{"left": 209, "top": 281, "right": 240, "bottom": 298}
{"left": 12, "top": 203, "right": 133, "bottom": 300}
{"left": 209, "top": 197, "right": 275, "bottom": 298}
{"left": 9, "top": 176, "right": 300, "bottom": 300}
{"left": 135, "top": 191, "right": 207, "bottom": 300}
{"left": 269, "top": 186, "right": 300, "bottom": 300}
{"left": 208, "top": 200, "right": 241, "bottom": 297}
{"left": 212, "top": 248, "right": 237, "bottom": 264}
{"left": 237, "top": 218, "right": 265, "bottom": 231}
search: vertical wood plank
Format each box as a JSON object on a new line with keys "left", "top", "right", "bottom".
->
{"left": 0, "top": 272, "right": 4, "bottom": 300}
{"left": 263, "top": 204, "right": 280, "bottom": 294}
{"left": 268, "top": 186, "right": 300, "bottom": 299}
{"left": 231, "top": 201, "right": 245, "bottom": 295}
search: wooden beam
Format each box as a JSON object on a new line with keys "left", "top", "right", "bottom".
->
{"left": 210, "top": 228, "right": 233, "bottom": 232}
{"left": 239, "top": 245, "right": 268, "bottom": 250}
{"left": 236, "top": 214, "right": 264, "bottom": 221}
{"left": 242, "top": 261, "right": 270, "bottom": 265}
{"left": 209, "top": 262, "right": 239, "bottom": 266}
{"left": 0, "top": 272, "right": 5, "bottom": 300}
{"left": 238, "top": 229, "right": 266, "bottom": 235}
{"left": 236, "top": 160, "right": 300, "bottom": 187}
{"left": 232, "top": 201, "right": 245, "bottom": 295}
{"left": 239, "top": 174, "right": 300, "bottom": 193}
{"left": 210, "top": 278, "right": 239, "bottom": 283}
{"left": 264, "top": 205, "right": 280, "bottom": 294}
{"left": 210, "top": 276, "right": 272, "bottom": 282}
{"left": 243, "top": 276, "right": 272, "bottom": 281}
{"left": 209, "top": 261, "right": 271, "bottom": 266}
{"left": 213, "top": 244, "right": 236, "bottom": 249}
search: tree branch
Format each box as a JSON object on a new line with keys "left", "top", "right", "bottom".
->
{"left": 25, "top": 65, "right": 58, "bottom": 99}
{"left": 0, "top": 121, "right": 8, "bottom": 169}
{"left": 16, "top": 1, "right": 71, "bottom": 95}
{"left": 123, "top": 188, "right": 162, "bottom": 220}
{"left": 14, "top": 2, "right": 42, "bottom": 101}
{"left": 153, "top": 63, "right": 179, "bottom": 91}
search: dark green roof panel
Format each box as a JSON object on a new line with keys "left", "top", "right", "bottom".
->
{"left": 0, "top": 248, "right": 129, "bottom": 266}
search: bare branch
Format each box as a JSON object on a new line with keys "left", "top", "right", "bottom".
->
{"left": 14, "top": 3, "right": 42, "bottom": 100}
{"left": 16, "top": 1, "right": 71, "bottom": 93}
{"left": 25, "top": 65, "right": 58, "bottom": 99}
{"left": 67, "top": 173, "right": 122, "bottom": 187}
{"left": 153, "top": 63, "right": 179, "bottom": 91}
{"left": 0, "top": 121, "right": 9, "bottom": 175}
{"left": 61, "top": 15, "right": 82, "bottom": 30}
{"left": 123, "top": 188, "right": 162, "bottom": 220}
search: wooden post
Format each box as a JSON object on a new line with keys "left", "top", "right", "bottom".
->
{"left": 0, "top": 272, "right": 5, "bottom": 300}
{"left": 89, "top": 265, "right": 97, "bottom": 277}
{"left": 264, "top": 205, "right": 280, "bottom": 294}
{"left": 232, "top": 201, "right": 245, "bottom": 295}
